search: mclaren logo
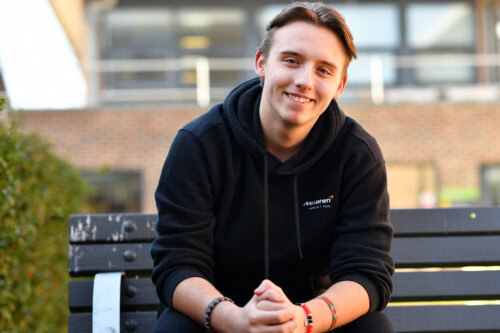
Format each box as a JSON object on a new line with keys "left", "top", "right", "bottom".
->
{"left": 303, "top": 195, "right": 334, "bottom": 210}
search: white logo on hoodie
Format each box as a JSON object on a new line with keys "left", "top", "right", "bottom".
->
{"left": 303, "top": 195, "right": 334, "bottom": 210}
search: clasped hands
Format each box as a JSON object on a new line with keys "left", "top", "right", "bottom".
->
{"left": 229, "top": 279, "right": 307, "bottom": 333}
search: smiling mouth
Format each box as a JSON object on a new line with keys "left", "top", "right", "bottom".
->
{"left": 286, "top": 92, "right": 312, "bottom": 104}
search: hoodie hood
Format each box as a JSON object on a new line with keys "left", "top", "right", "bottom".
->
{"left": 223, "top": 77, "right": 346, "bottom": 175}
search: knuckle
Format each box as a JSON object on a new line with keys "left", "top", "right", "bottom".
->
{"left": 248, "top": 313, "right": 259, "bottom": 325}
{"left": 277, "top": 312, "right": 288, "bottom": 322}
{"left": 284, "top": 321, "right": 296, "bottom": 332}
{"left": 275, "top": 312, "right": 287, "bottom": 323}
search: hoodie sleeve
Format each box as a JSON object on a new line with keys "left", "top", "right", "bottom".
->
{"left": 150, "top": 129, "right": 216, "bottom": 308}
{"left": 330, "top": 157, "right": 394, "bottom": 312}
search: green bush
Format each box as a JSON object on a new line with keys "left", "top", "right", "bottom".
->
{"left": 0, "top": 102, "right": 91, "bottom": 332}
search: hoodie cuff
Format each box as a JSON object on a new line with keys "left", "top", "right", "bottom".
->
{"left": 333, "top": 274, "right": 380, "bottom": 312}
{"left": 164, "top": 269, "right": 209, "bottom": 308}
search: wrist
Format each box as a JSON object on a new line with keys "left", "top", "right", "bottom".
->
{"left": 316, "top": 296, "right": 337, "bottom": 331}
{"left": 305, "top": 299, "right": 333, "bottom": 333}
{"left": 205, "top": 297, "right": 237, "bottom": 333}
{"left": 294, "top": 304, "right": 307, "bottom": 333}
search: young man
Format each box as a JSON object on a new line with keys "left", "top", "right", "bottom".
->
{"left": 151, "top": 2, "right": 395, "bottom": 332}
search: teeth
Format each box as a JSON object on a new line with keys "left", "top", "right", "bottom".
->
{"left": 287, "top": 93, "right": 310, "bottom": 103}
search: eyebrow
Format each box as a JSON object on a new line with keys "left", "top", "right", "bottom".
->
{"left": 280, "top": 50, "right": 338, "bottom": 70}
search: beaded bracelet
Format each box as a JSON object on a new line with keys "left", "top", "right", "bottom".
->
{"left": 300, "top": 303, "right": 313, "bottom": 333}
{"left": 204, "top": 296, "right": 234, "bottom": 331}
{"left": 316, "top": 295, "right": 337, "bottom": 331}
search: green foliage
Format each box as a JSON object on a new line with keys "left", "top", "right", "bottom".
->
{"left": 0, "top": 112, "right": 90, "bottom": 332}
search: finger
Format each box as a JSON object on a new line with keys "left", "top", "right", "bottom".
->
{"left": 254, "top": 279, "right": 275, "bottom": 295}
{"left": 256, "top": 300, "right": 288, "bottom": 311}
{"left": 255, "top": 288, "right": 285, "bottom": 303}
{"left": 249, "top": 308, "right": 295, "bottom": 326}
{"left": 250, "top": 316, "right": 297, "bottom": 333}
{"left": 267, "top": 319, "right": 298, "bottom": 333}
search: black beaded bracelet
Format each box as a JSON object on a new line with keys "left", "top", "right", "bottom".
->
{"left": 204, "top": 296, "right": 234, "bottom": 331}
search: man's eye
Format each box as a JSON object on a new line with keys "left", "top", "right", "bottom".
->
{"left": 284, "top": 58, "right": 298, "bottom": 64}
{"left": 318, "top": 68, "right": 331, "bottom": 75}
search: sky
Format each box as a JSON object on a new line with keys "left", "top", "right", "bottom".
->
{"left": 0, "top": 0, "right": 87, "bottom": 110}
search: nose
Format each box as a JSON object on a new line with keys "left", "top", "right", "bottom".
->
{"left": 294, "top": 64, "right": 314, "bottom": 90}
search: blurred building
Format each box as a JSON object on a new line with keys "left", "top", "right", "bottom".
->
{"left": 85, "top": 0, "right": 500, "bottom": 106}
{"left": 5, "top": 0, "right": 500, "bottom": 212}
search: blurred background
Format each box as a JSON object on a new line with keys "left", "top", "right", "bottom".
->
{"left": 2, "top": 0, "right": 500, "bottom": 213}
{"left": 1, "top": 0, "right": 500, "bottom": 331}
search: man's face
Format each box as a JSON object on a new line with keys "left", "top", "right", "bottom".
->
{"left": 255, "top": 21, "right": 348, "bottom": 129}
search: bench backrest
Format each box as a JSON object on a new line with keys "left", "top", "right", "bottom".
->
{"left": 68, "top": 207, "right": 500, "bottom": 332}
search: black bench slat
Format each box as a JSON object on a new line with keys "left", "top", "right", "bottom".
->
{"left": 391, "top": 207, "right": 500, "bottom": 236}
{"left": 392, "top": 235, "right": 500, "bottom": 267}
{"left": 384, "top": 304, "right": 500, "bottom": 332}
{"left": 69, "top": 278, "right": 157, "bottom": 310}
{"left": 69, "top": 235, "right": 500, "bottom": 276}
{"left": 69, "top": 244, "right": 153, "bottom": 276}
{"left": 68, "top": 208, "right": 500, "bottom": 244}
{"left": 69, "top": 214, "right": 157, "bottom": 243}
{"left": 391, "top": 270, "right": 500, "bottom": 301}
{"left": 68, "top": 271, "right": 500, "bottom": 310}
{"left": 68, "top": 312, "right": 155, "bottom": 333}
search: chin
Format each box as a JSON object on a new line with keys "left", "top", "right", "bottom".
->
{"left": 282, "top": 115, "right": 311, "bottom": 127}
{"left": 278, "top": 111, "right": 302, "bottom": 124}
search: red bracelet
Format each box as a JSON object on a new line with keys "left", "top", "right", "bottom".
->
{"left": 316, "top": 295, "right": 337, "bottom": 331}
{"left": 300, "top": 303, "right": 313, "bottom": 333}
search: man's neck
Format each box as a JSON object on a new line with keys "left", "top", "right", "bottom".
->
{"left": 259, "top": 110, "right": 316, "bottom": 162}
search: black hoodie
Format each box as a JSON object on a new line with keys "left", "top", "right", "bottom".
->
{"left": 151, "top": 78, "right": 394, "bottom": 315}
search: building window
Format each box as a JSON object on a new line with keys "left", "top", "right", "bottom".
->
{"left": 103, "top": 10, "right": 173, "bottom": 90}
{"left": 411, "top": 53, "right": 475, "bottom": 83}
{"left": 177, "top": 8, "right": 247, "bottom": 88}
{"left": 406, "top": 2, "right": 475, "bottom": 84}
{"left": 177, "top": 8, "right": 246, "bottom": 58}
{"left": 407, "top": 2, "right": 474, "bottom": 49}
{"left": 101, "top": 7, "right": 247, "bottom": 93}
{"left": 347, "top": 53, "right": 397, "bottom": 85}
{"left": 334, "top": 3, "right": 399, "bottom": 86}
{"left": 481, "top": 166, "right": 500, "bottom": 206}
{"left": 334, "top": 3, "right": 400, "bottom": 48}
{"left": 81, "top": 170, "right": 142, "bottom": 213}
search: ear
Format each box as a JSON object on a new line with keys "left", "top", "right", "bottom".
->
{"left": 254, "top": 50, "right": 266, "bottom": 78}
{"left": 332, "top": 73, "right": 348, "bottom": 100}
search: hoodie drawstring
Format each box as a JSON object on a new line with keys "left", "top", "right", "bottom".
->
{"left": 293, "top": 175, "right": 316, "bottom": 295}
{"left": 293, "top": 175, "right": 303, "bottom": 259}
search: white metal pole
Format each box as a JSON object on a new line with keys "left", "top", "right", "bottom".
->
{"left": 196, "top": 57, "right": 210, "bottom": 108}
{"left": 370, "top": 55, "right": 385, "bottom": 105}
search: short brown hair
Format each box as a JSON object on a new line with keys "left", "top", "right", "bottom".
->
{"left": 257, "top": 2, "right": 357, "bottom": 69}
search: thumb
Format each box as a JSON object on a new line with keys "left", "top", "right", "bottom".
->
{"left": 254, "top": 279, "right": 271, "bottom": 295}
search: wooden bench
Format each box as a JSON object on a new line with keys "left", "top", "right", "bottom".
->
{"left": 68, "top": 207, "right": 500, "bottom": 332}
